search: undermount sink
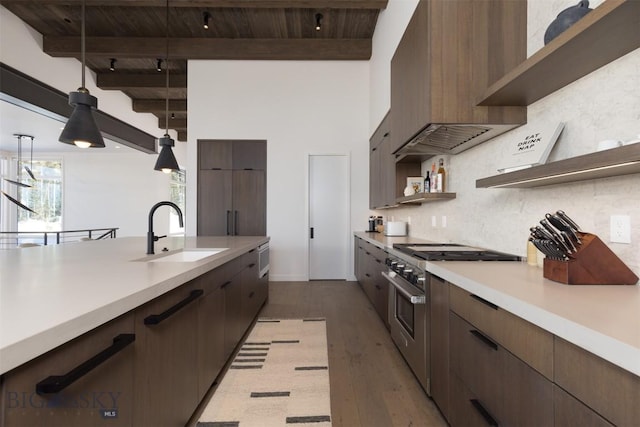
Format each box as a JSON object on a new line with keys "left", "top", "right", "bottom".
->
{"left": 148, "top": 248, "right": 228, "bottom": 262}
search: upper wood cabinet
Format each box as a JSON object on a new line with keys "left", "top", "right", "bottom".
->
{"left": 199, "top": 140, "right": 267, "bottom": 170}
{"left": 369, "top": 112, "right": 394, "bottom": 209}
{"left": 390, "top": 0, "right": 527, "bottom": 154}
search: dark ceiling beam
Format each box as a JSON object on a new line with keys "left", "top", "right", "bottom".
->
{"left": 44, "top": 37, "right": 372, "bottom": 60}
{"left": 177, "top": 131, "right": 187, "bottom": 142}
{"left": 0, "top": 62, "right": 156, "bottom": 153}
{"left": 159, "top": 117, "right": 187, "bottom": 129}
{"left": 1, "top": 0, "right": 387, "bottom": 9}
{"left": 97, "top": 73, "right": 187, "bottom": 89}
{"left": 133, "top": 99, "right": 187, "bottom": 113}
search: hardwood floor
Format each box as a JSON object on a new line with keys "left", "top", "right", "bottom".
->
{"left": 260, "top": 281, "right": 447, "bottom": 427}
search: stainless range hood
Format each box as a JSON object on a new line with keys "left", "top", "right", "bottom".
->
{"left": 394, "top": 123, "right": 521, "bottom": 158}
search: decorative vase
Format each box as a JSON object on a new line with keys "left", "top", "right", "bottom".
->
{"left": 544, "top": 0, "right": 593, "bottom": 45}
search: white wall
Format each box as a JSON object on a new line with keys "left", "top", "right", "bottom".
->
{"left": 187, "top": 61, "right": 369, "bottom": 281}
{"left": 1, "top": 6, "right": 187, "bottom": 239}
{"left": 370, "top": 0, "right": 640, "bottom": 276}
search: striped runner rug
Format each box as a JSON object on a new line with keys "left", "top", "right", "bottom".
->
{"left": 197, "top": 318, "right": 332, "bottom": 427}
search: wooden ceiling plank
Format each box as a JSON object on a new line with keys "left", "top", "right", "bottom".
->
{"left": 97, "top": 73, "right": 187, "bottom": 89}
{"left": 2, "top": 1, "right": 387, "bottom": 9}
{"left": 45, "top": 36, "right": 372, "bottom": 59}
{"left": 159, "top": 117, "right": 187, "bottom": 129}
{"left": 133, "top": 99, "right": 188, "bottom": 112}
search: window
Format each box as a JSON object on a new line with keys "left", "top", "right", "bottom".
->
{"left": 17, "top": 160, "right": 63, "bottom": 232}
{"left": 169, "top": 169, "right": 186, "bottom": 234}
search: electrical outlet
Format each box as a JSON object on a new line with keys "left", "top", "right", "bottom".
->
{"left": 442, "top": 216, "right": 447, "bottom": 228}
{"left": 610, "top": 215, "right": 631, "bottom": 244}
{"left": 431, "top": 216, "right": 437, "bottom": 227}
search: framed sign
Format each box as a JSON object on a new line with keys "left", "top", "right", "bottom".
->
{"left": 498, "top": 122, "right": 565, "bottom": 173}
{"left": 406, "top": 177, "right": 423, "bottom": 194}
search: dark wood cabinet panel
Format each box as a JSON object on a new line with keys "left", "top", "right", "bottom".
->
{"left": 449, "top": 372, "right": 499, "bottom": 427}
{"left": 223, "top": 274, "right": 244, "bottom": 360}
{"left": 450, "top": 311, "right": 553, "bottom": 427}
{"left": 198, "top": 170, "right": 233, "bottom": 236}
{"left": 133, "top": 283, "right": 200, "bottom": 427}
{"left": 390, "top": 0, "right": 526, "bottom": 154}
{"left": 232, "top": 170, "right": 266, "bottom": 236}
{"left": 197, "top": 272, "right": 226, "bottom": 401}
{"left": 554, "top": 385, "right": 613, "bottom": 427}
{"left": 197, "top": 140, "right": 266, "bottom": 236}
{"left": 199, "top": 140, "right": 232, "bottom": 170}
{"left": 354, "top": 238, "right": 389, "bottom": 327}
{"left": 449, "top": 284, "right": 553, "bottom": 380}
{"left": 554, "top": 337, "right": 640, "bottom": 426}
{"left": 232, "top": 140, "right": 267, "bottom": 170}
{"left": 430, "top": 276, "right": 450, "bottom": 419}
{"left": 1, "top": 314, "right": 135, "bottom": 427}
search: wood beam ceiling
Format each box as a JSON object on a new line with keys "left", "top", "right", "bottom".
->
{"left": 44, "top": 37, "right": 371, "bottom": 60}
{"left": 1, "top": 1, "right": 388, "bottom": 9}
{"left": 3, "top": 0, "right": 386, "bottom": 142}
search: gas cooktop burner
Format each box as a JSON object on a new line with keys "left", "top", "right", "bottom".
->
{"left": 393, "top": 243, "right": 521, "bottom": 261}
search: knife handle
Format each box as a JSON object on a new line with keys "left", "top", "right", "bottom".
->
{"left": 556, "top": 210, "right": 581, "bottom": 232}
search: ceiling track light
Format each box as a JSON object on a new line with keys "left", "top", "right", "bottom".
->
{"left": 109, "top": 58, "right": 116, "bottom": 72}
{"left": 154, "top": 0, "right": 179, "bottom": 174}
{"left": 315, "top": 13, "right": 323, "bottom": 31}
{"left": 203, "top": 11, "right": 211, "bottom": 30}
{"left": 156, "top": 58, "right": 163, "bottom": 72}
{"left": 58, "top": 0, "right": 105, "bottom": 148}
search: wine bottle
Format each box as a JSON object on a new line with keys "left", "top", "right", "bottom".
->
{"left": 437, "top": 158, "right": 446, "bottom": 192}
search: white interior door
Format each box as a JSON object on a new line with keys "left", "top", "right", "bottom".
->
{"left": 309, "top": 154, "right": 349, "bottom": 280}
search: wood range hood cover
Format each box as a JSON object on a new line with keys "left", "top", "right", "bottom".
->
{"left": 391, "top": 0, "right": 528, "bottom": 159}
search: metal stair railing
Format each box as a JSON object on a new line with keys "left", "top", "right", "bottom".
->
{"left": 0, "top": 227, "right": 119, "bottom": 249}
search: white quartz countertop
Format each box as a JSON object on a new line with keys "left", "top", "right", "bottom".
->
{"left": 354, "top": 232, "right": 640, "bottom": 377}
{"left": 0, "top": 236, "right": 268, "bottom": 375}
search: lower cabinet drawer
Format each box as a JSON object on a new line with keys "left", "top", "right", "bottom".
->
{"left": 450, "top": 312, "right": 553, "bottom": 427}
{"left": 450, "top": 285, "right": 553, "bottom": 380}
{"left": 554, "top": 337, "right": 640, "bottom": 426}
{"left": 554, "top": 385, "right": 613, "bottom": 427}
{"left": 449, "top": 371, "right": 500, "bottom": 427}
{"left": 1, "top": 313, "right": 135, "bottom": 427}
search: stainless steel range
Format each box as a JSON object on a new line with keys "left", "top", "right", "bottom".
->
{"left": 382, "top": 243, "right": 520, "bottom": 395}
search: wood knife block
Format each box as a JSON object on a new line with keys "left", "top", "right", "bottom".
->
{"left": 543, "top": 232, "right": 639, "bottom": 285}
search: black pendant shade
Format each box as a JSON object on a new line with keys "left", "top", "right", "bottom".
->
{"left": 154, "top": 135, "right": 179, "bottom": 173}
{"left": 58, "top": 0, "right": 104, "bottom": 149}
{"left": 59, "top": 90, "right": 105, "bottom": 148}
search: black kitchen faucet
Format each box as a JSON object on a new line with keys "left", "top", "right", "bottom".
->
{"left": 147, "top": 201, "right": 184, "bottom": 254}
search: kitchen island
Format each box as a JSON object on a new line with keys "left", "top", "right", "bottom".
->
{"left": 1, "top": 235, "right": 268, "bottom": 426}
{"left": 355, "top": 231, "right": 640, "bottom": 426}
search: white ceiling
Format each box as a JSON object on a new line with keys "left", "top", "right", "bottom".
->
{"left": 0, "top": 100, "right": 136, "bottom": 154}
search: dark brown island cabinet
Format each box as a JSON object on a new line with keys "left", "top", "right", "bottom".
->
{"left": 197, "top": 140, "right": 266, "bottom": 236}
{"left": 0, "top": 248, "right": 267, "bottom": 427}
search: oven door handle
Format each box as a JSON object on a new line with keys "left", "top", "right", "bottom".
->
{"left": 382, "top": 271, "right": 426, "bottom": 304}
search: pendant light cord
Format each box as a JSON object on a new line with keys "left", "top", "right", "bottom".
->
{"left": 81, "top": 0, "right": 86, "bottom": 89}
{"left": 165, "top": 0, "right": 170, "bottom": 136}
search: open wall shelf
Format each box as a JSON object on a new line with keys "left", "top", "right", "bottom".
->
{"left": 478, "top": 0, "right": 640, "bottom": 106}
{"left": 476, "top": 143, "right": 640, "bottom": 188}
{"left": 396, "top": 192, "right": 456, "bottom": 204}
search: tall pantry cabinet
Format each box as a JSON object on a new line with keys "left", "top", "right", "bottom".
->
{"left": 197, "top": 140, "right": 267, "bottom": 236}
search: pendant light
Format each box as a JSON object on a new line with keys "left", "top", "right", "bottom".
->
{"left": 154, "top": 0, "right": 179, "bottom": 174}
{"left": 59, "top": 0, "right": 105, "bottom": 148}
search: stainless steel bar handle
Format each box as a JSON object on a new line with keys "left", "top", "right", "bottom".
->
{"left": 382, "top": 271, "right": 426, "bottom": 304}
{"left": 226, "top": 210, "right": 231, "bottom": 235}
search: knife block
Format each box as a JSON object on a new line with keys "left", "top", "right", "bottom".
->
{"left": 543, "top": 233, "right": 638, "bottom": 285}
